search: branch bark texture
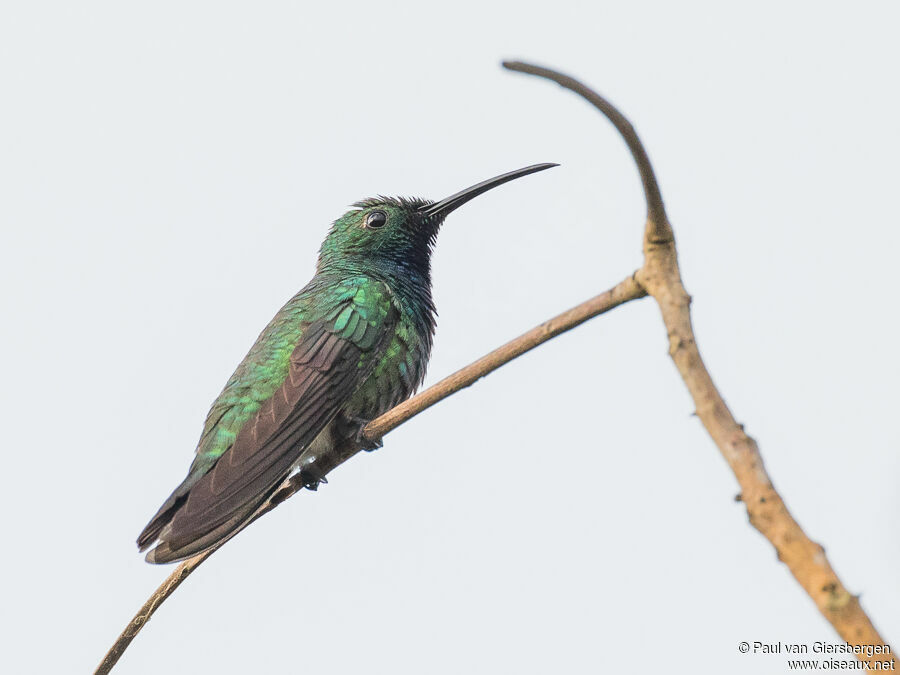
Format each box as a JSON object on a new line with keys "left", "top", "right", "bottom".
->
{"left": 504, "top": 59, "right": 893, "bottom": 668}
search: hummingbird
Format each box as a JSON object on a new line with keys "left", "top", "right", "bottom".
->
{"left": 137, "top": 163, "right": 557, "bottom": 563}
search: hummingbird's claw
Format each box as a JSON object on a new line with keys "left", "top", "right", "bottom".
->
{"left": 301, "top": 471, "right": 328, "bottom": 491}
{"left": 270, "top": 472, "right": 319, "bottom": 506}
{"left": 294, "top": 457, "right": 329, "bottom": 492}
{"left": 350, "top": 416, "right": 383, "bottom": 451}
{"left": 361, "top": 437, "right": 383, "bottom": 452}
{"left": 356, "top": 431, "right": 383, "bottom": 452}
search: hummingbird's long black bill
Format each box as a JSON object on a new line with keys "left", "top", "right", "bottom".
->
{"left": 418, "top": 162, "right": 558, "bottom": 219}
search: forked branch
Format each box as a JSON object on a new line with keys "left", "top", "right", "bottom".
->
{"left": 504, "top": 59, "right": 893, "bottom": 668}
{"left": 96, "top": 61, "right": 893, "bottom": 675}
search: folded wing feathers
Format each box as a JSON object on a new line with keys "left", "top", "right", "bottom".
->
{"left": 146, "top": 287, "right": 398, "bottom": 558}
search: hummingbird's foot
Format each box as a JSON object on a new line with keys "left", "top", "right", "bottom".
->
{"left": 300, "top": 471, "right": 328, "bottom": 491}
{"left": 295, "top": 454, "right": 329, "bottom": 491}
{"left": 358, "top": 432, "right": 383, "bottom": 452}
{"left": 269, "top": 469, "right": 327, "bottom": 506}
{"left": 349, "top": 416, "right": 383, "bottom": 452}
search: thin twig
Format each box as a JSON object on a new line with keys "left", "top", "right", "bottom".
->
{"left": 94, "top": 550, "right": 214, "bottom": 675}
{"left": 363, "top": 276, "right": 645, "bottom": 440}
{"left": 504, "top": 60, "right": 670, "bottom": 243}
{"left": 95, "top": 277, "right": 646, "bottom": 675}
{"left": 504, "top": 60, "right": 895, "bottom": 668}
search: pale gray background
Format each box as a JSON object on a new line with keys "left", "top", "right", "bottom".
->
{"left": 1, "top": 1, "right": 898, "bottom": 673}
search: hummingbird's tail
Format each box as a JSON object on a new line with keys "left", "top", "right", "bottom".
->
{"left": 136, "top": 475, "right": 197, "bottom": 553}
{"left": 138, "top": 487, "right": 279, "bottom": 564}
{"left": 137, "top": 471, "right": 281, "bottom": 564}
{"left": 144, "top": 494, "right": 273, "bottom": 563}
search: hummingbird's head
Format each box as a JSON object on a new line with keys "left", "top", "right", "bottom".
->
{"left": 317, "top": 197, "right": 440, "bottom": 279}
{"left": 316, "top": 163, "right": 558, "bottom": 279}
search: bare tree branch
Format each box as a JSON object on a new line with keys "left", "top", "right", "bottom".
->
{"left": 97, "top": 60, "right": 893, "bottom": 675}
{"left": 95, "top": 276, "right": 645, "bottom": 675}
{"left": 504, "top": 60, "right": 894, "bottom": 668}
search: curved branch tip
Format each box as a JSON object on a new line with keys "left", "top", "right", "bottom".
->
{"left": 502, "top": 60, "right": 671, "bottom": 244}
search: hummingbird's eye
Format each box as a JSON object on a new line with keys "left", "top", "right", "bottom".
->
{"left": 365, "top": 210, "right": 387, "bottom": 229}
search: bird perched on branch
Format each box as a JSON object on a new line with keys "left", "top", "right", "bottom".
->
{"left": 137, "top": 163, "right": 557, "bottom": 563}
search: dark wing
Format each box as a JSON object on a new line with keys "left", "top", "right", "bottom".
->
{"left": 142, "top": 283, "right": 397, "bottom": 562}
